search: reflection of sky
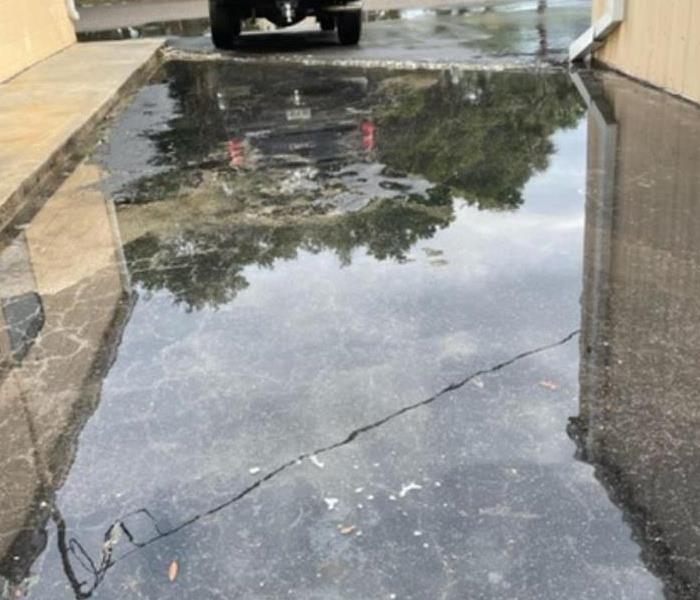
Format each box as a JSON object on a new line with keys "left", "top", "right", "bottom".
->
{"left": 31, "top": 118, "right": 664, "bottom": 598}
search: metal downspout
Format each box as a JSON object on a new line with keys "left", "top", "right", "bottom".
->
{"left": 569, "top": 0, "right": 625, "bottom": 62}
{"left": 66, "top": 0, "right": 80, "bottom": 21}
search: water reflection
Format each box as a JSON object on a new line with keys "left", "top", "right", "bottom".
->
{"left": 1, "top": 63, "right": 588, "bottom": 599}
{"left": 110, "top": 62, "right": 583, "bottom": 310}
{"left": 572, "top": 71, "right": 700, "bottom": 599}
{"left": 0, "top": 167, "right": 132, "bottom": 598}
{"left": 3, "top": 61, "right": 699, "bottom": 600}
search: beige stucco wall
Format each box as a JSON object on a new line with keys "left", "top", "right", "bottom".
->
{"left": 0, "top": 0, "right": 76, "bottom": 83}
{"left": 592, "top": 0, "right": 700, "bottom": 104}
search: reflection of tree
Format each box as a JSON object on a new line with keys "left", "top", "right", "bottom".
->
{"left": 124, "top": 197, "right": 452, "bottom": 311}
{"left": 374, "top": 72, "right": 585, "bottom": 210}
{"left": 110, "top": 63, "right": 584, "bottom": 311}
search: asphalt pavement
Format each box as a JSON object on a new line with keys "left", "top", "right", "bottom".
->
{"left": 78, "top": 0, "right": 592, "bottom": 68}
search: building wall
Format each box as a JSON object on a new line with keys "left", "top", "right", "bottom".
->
{"left": 0, "top": 0, "right": 76, "bottom": 83}
{"left": 592, "top": 0, "right": 700, "bottom": 105}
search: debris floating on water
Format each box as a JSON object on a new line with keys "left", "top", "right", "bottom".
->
{"left": 310, "top": 455, "right": 325, "bottom": 469}
{"left": 324, "top": 498, "right": 339, "bottom": 511}
{"left": 248, "top": 467, "right": 261, "bottom": 475}
{"left": 340, "top": 525, "right": 357, "bottom": 535}
{"left": 168, "top": 560, "right": 179, "bottom": 582}
{"left": 399, "top": 482, "right": 423, "bottom": 498}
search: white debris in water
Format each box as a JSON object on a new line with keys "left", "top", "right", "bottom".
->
{"left": 167, "top": 46, "right": 548, "bottom": 78}
{"left": 249, "top": 467, "right": 261, "bottom": 475}
{"left": 366, "top": 495, "right": 375, "bottom": 501}
{"left": 310, "top": 455, "right": 325, "bottom": 469}
{"left": 434, "top": 482, "right": 442, "bottom": 488}
{"left": 399, "top": 482, "right": 423, "bottom": 498}
{"left": 324, "top": 498, "right": 339, "bottom": 511}
{"left": 472, "top": 377, "right": 485, "bottom": 389}
{"left": 389, "top": 495, "right": 397, "bottom": 501}
{"left": 413, "top": 531, "right": 423, "bottom": 537}
{"left": 355, "top": 487, "right": 364, "bottom": 494}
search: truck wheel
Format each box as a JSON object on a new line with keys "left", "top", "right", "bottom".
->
{"left": 209, "top": 1, "right": 241, "bottom": 49}
{"left": 319, "top": 14, "right": 336, "bottom": 31}
{"left": 337, "top": 10, "right": 362, "bottom": 45}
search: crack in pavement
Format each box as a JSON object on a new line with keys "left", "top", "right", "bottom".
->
{"left": 53, "top": 328, "right": 580, "bottom": 598}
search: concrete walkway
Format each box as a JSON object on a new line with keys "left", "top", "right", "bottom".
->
{"left": 0, "top": 39, "right": 163, "bottom": 229}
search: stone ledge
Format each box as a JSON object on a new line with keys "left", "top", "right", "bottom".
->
{"left": 0, "top": 39, "right": 165, "bottom": 231}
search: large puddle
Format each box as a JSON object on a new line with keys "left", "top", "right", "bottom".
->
{"left": 2, "top": 61, "right": 700, "bottom": 599}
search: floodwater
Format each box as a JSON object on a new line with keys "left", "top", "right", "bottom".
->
{"left": 2, "top": 60, "right": 700, "bottom": 600}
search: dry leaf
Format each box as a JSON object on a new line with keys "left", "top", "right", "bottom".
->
{"left": 340, "top": 525, "right": 357, "bottom": 535}
{"left": 539, "top": 380, "right": 559, "bottom": 391}
{"left": 168, "top": 560, "right": 179, "bottom": 582}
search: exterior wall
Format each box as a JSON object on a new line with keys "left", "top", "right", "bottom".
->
{"left": 0, "top": 0, "right": 76, "bottom": 83}
{"left": 592, "top": 0, "right": 700, "bottom": 104}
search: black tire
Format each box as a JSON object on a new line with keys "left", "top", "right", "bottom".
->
{"left": 209, "top": 1, "right": 241, "bottom": 49}
{"left": 337, "top": 10, "right": 362, "bottom": 45}
{"left": 319, "top": 14, "right": 336, "bottom": 31}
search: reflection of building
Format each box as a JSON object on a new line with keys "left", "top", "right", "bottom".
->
{"left": 572, "top": 72, "right": 700, "bottom": 598}
{"left": 0, "top": 166, "right": 132, "bottom": 596}
{"left": 575, "top": 1, "right": 700, "bottom": 105}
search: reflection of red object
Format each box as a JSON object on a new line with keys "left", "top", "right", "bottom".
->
{"left": 361, "top": 121, "right": 376, "bottom": 151}
{"left": 228, "top": 139, "right": 246, "bottom": 167}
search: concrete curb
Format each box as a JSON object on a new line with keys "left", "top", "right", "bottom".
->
{"left": 0, "top": 41, "right": 166, "bottom": 232}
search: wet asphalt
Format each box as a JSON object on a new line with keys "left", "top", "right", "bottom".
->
{"left": 79, "top": 0, "right": 591, "bottom": 67}
{"left": 4, "top": 1, "right": 700, "bottom": 599}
